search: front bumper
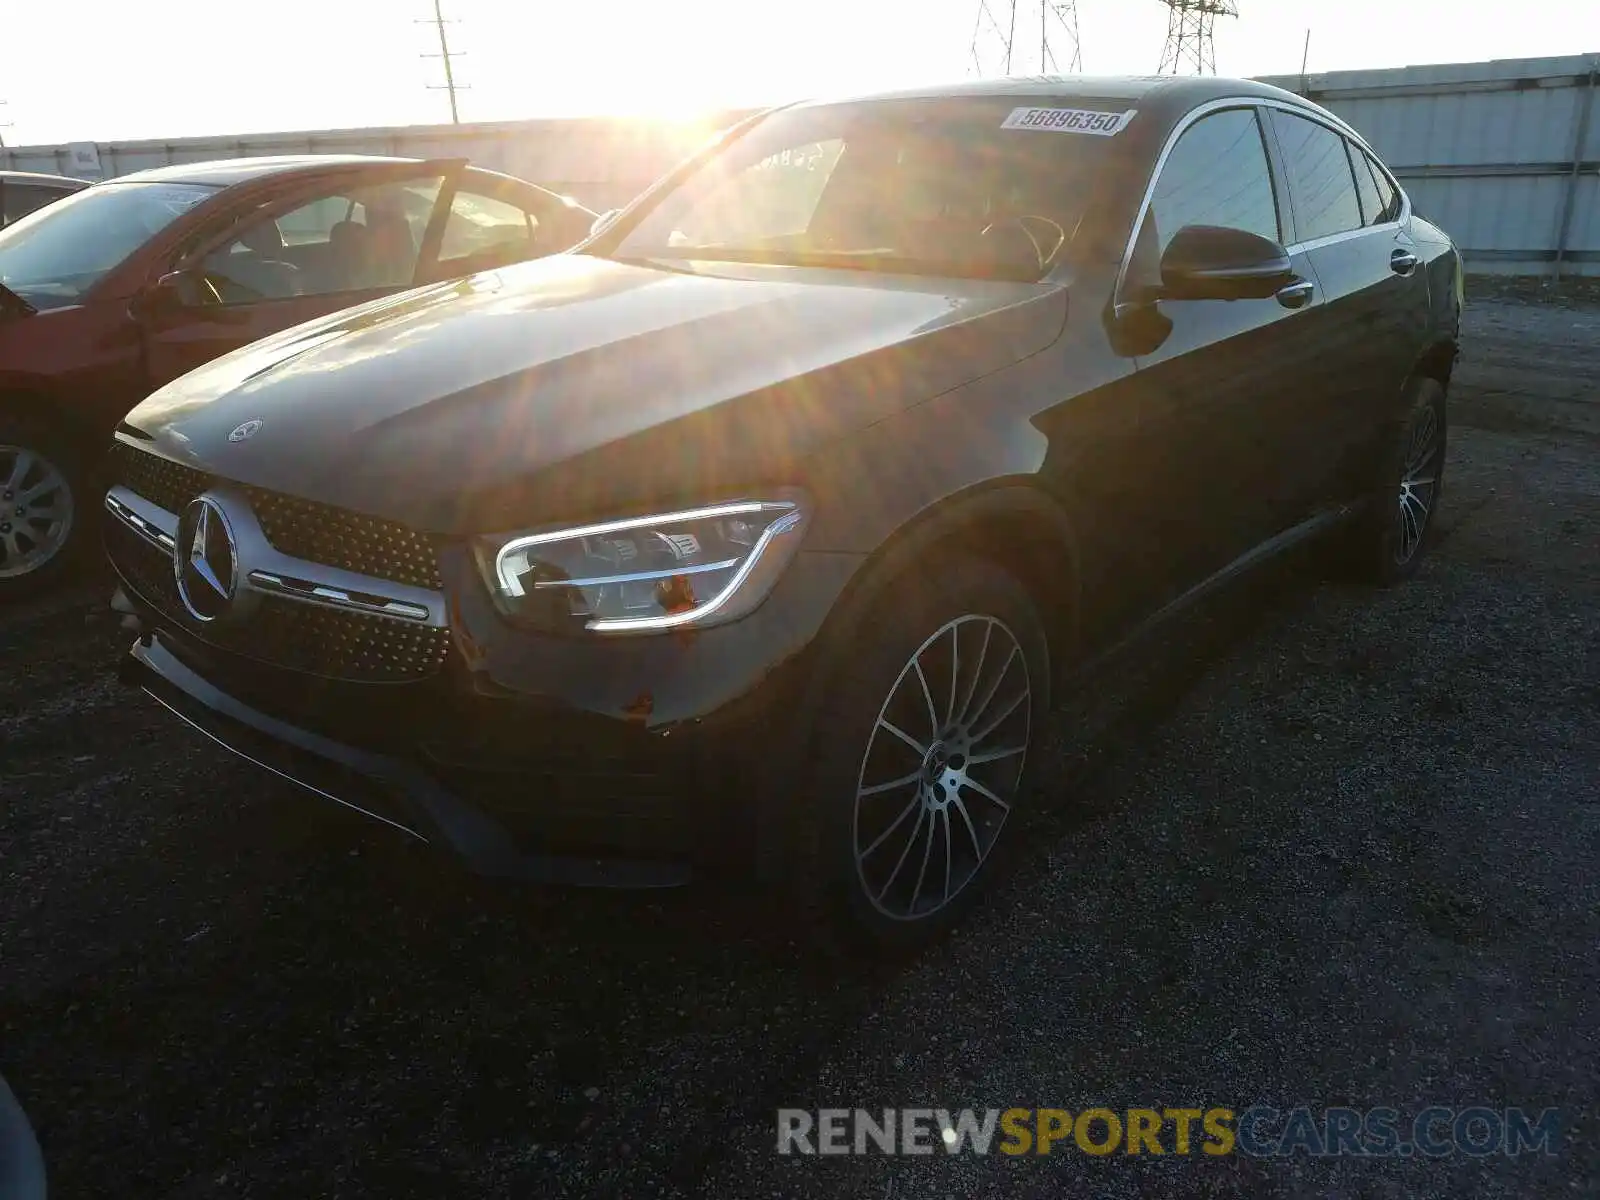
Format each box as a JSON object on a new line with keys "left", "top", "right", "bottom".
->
{"left": 120, "top": 633, "right": 695, "bottom": 887}
{"left": 104, "top": 470, "right": 863, "bottom": 885}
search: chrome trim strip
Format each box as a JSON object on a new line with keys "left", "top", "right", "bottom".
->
{"left": 105, "top": 483, "right": 448, "bottom": 628}
{"left": 248, "top": 570, "right": 432, "bottom": 622}
{"left": 1285, "top": 224, "right": 1400, "bottom": 255}
{"left": 105, "top": 487, "right": 177, "bottom": 550}
{"left": 1114, "top": 94, "right": 1411, "bottom": 301}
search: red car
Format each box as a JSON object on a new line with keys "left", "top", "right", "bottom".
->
{"left": 0, "top": 154, "right": 595, "bottom": 597}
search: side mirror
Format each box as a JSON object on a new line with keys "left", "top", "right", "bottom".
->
{"left": 589, "top": 208, "right": 621, "bottom": 239}
{"left": 1159, "top": 224, "right": 1295, "bottom": 301}
{"left": 141, "top": 269, "right": 205, "bottom": 313}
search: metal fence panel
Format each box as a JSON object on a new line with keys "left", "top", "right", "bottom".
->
{"left": 1259, "top": 53, "right": 1600, "bottom": 276}
{"left": 9, "top": 58, "right": 1599, "bottom": 275}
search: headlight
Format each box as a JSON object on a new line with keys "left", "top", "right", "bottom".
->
{"left": 474, "top": 495, "right": 807, "bottom": 634}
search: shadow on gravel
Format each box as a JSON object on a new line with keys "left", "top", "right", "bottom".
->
{"left": 5, "top": 554, "right": 1322, "bottom": 1198}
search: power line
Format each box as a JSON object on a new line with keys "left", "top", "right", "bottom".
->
{"left": 1157, "top": 0, "right": 1238, "bottom": 76}
{"left": 970, "top": 2, "right": 1082, "bottom": 78}
{"left": 417, "top": 0, "right": 470, "bottom": 124}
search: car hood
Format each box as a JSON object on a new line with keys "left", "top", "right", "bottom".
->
{"left": 124, "top": 253, "right": 1066, "bottom": 533}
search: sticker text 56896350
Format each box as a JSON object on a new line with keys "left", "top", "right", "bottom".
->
{"left": 1000, "top": 107, "right": 1138, "bottom": 136}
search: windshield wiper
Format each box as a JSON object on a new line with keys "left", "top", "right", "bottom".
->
{"left": 0, "top": 282, "right": 37, "bottom": 318}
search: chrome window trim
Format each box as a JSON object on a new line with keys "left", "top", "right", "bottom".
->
{"left": 1114, "top": 94, "right": 1410, "bottom": 302}
{"left": 104, "top": 483, "right": 447, "bottom": 628}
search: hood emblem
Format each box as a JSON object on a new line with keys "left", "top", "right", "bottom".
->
{"left": 228, "top": 419, "right": 264, "bottom": 443}
{"left": 175, "top": 496, "right": 238, "bottom": 622}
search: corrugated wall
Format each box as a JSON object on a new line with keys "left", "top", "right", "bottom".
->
{"left": 9, "top": 56, "right": 1599, "bottom": 275}
{"left": 1259, "top": 54, "right": 1600, "bottom": 277}
{"left": 0, "top": 111, "right": 759, "bottom": 214}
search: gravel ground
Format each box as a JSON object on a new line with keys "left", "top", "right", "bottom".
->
{"left": 2, "top": 295, "right": 1597, "bottom": 1198}
{"left": 1454, "top": 278, "right": 1600, "bottom": 437}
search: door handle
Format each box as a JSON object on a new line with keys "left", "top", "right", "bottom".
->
{"left": 1390, "top": 249, "right": 1420, "bottom": 275}
{"left": 1275, "top": 279, "right": 1315, "bottom": 309}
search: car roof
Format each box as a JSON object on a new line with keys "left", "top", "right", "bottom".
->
{"left": 103, "top": 154, "right": 429, "bottom": 187}
{"left": 805, "top": 74, "right": 1310, "bottom": 120}
{"left": 0, "top": 169, "right": 90, "bottom": 189}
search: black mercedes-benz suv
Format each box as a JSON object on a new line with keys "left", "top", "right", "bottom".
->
{"left": 105, "top": 76, "right": 1462, "bottom": 953}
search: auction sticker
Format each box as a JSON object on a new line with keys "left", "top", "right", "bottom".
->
{"left": 1001, "top": 106, "right": 1138, "bottom": 135}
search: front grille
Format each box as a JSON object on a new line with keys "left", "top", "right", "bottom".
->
{"left": 108, "top": 440, "right": 211, "bottom": 514}
{"left": 110, "top": 441, "right": 442, "bottom": 591}
{"left": 245, "top": 488, "right": 442, "bottom": 590}
{"left": 106, "top": 519, "right": 450, "bottom": 684}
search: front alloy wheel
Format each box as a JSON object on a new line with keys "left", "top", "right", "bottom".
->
{"left": 789, "top": 555, "right": 1049, "bottom": 956}
{"left": 0, "top": 444, "right": 75, "bottom": 582}
{"left": 854, "top": 614, "right": 1032, "bottom": 922}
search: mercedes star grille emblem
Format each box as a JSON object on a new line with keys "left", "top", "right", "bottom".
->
{"left": 228, "top": 419, "right": 264, "bottom": 442}
{"left": 175, "top": 496, "right": 238, "bottom": 622}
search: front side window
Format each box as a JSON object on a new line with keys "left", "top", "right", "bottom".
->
{"left": 613, "top": 96, "right": 1123, "bottom": 281}
{"left": 197, "top": 175, "right": 444, "bottom": 302}
{"left": 1270, "top": 110, "right": 1363, "bottom": 242}
{"left": 1146, "top": 107, "right": 1281, "bottom": 252}
{"left": 0, "top": 181, "right": 215, "bottom": 311}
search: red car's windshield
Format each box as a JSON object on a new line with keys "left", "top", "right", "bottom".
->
{"left": 0, "top": 180, "right": 215, "bottom": 311}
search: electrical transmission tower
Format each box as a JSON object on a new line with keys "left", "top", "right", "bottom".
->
{"left": 0, "top": 100, "right": 12, "bottom": 149}
{"left": 1157, "top": 0, "right": 1238, "bottom": 76}
{"left": 970, "top": 2, "right": 1082, "bottom": 78}
{"left": 417, "top": 0, "right": 470, "bottom": 124}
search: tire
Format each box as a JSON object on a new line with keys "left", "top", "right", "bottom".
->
{"left": 1333, "top": 377, "right": 1447, "bottom": 587}
{"left": 0, "top": 412, "right": 92, "bottom": 602}
{"left": 782, "top": 555, "right": 1051, "bottom": 958}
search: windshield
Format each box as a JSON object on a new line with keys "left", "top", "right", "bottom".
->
{"left": 0, "top": 181, "right": 216, "bottom": 311}
{"left": 614, "top": 97, "right": 1127, "bottom": 281}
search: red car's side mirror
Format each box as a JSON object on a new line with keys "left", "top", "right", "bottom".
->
{"left": 136, "top": 269, "right": 209, "bottom": 317}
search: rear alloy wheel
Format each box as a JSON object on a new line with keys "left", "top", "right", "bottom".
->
{"left": 1394, "top": 399, "right": 1441, "bottom": 567}
{"left": 791, "top": 556, "right": 1050, "bottom": 956}
{"left": 0, "top": 416, "right": 87, "bottom": 601}
{"left": 1334, "top": 377, "right": 1447, "bottom": 586}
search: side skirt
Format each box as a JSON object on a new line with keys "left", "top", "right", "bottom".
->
{"left": 1067, "top": 504, "right": 1355, "bottom": 687}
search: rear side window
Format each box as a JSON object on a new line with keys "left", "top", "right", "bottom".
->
{"left": 1269, "top": 110, "right": 1363, "bottom": 242}
{"left": 1348, "top": 141, "right": 1385, "bottom": 226}
{"left": 1146, "top": 107, "right": 1281, "bottom": 252}
{"left": 1358, "top": 147, "right": 1402, "bottom": 223}
{"left": 439, "top": 189, "right": 538, "bottom": 265}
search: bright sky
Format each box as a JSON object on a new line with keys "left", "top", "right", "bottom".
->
{"left": 2, "top": 1, "right": 1596, "bottom": 147}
